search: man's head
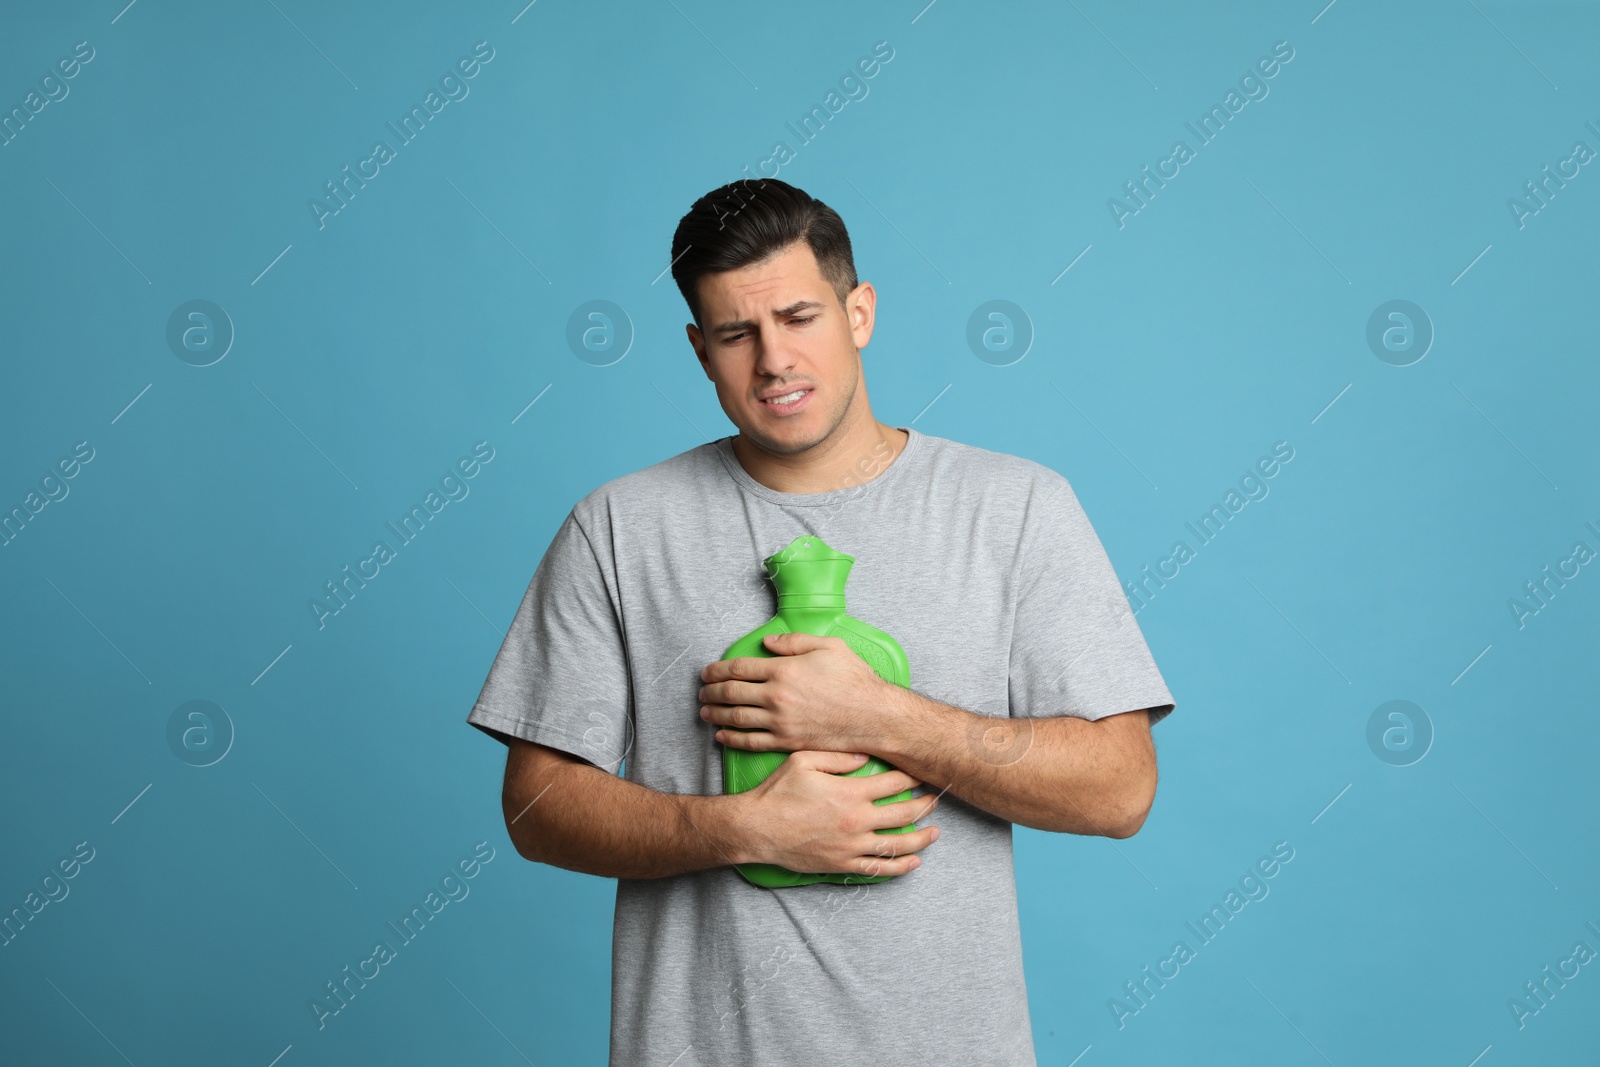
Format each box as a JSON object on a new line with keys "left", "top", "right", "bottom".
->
{"left": 671, "top": 179, "right": 877, "bottom": 458}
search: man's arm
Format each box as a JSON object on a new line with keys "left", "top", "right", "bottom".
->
{"left": 501, "top": 739, "right": 746, "bottom": 878}
{"left": 697, "top": 632, "right": 1160, "bottom": 839}
{"left": 871, "top": 689, "right": 1158, "bottom": 838}
{"left": 500, "top": 738, "right": 941, "bottom": 879}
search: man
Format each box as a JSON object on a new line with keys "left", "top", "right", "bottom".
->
{"left": 466, "top": 178, "right": 1176, "bottom": 1066}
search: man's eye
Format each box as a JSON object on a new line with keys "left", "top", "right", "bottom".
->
{"left": 723, "top": 317, "right": 812, "bottom": 343}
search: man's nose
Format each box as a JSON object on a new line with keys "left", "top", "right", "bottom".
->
{"left": 752, "top": 331, "right": 799, "bottom": 375}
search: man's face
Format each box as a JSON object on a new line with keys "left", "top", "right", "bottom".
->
{"left": 687, "top": 240, "right": 874, "bottom": 456}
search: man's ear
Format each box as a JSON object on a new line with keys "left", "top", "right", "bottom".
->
{"left": 686, "top": 323, "right": 713, "bottom": 379}
{"left": 847, "top": 281, "right": 875, "bottom": 351}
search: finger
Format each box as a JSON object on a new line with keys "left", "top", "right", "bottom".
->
{"left": 865, "top": 793, "right": 940, "bottom": 830}
{"left": 710, "top": 700, "right": 777, "bottom": 735}
{"left": 701, "top": 679, "right": 767, "bottom": 709}
{"left": 853, "top": 768, "right": 924, "bottom": 800}
{"left": 794, "top": 749, "right": 874, "bottom": 774}
{"left": 763, "top": 631, "right": 831, "bottom": 655}
{"left": 876, "top": 825, "right": 934, "bottom": 857}
{"left": 853, "top": 825, "right": 939, "bottom": 876}
{"left": 713, "top": 727, "right": 779, "bottom": 751}
{"left": 704, "top": 700, "right": 739, "bottom": 726}
{"left": 853, "top": 853, "right": 920, "bottom": 878}
{"left": 701, "top": 655, "right": 778, "bottom": 683}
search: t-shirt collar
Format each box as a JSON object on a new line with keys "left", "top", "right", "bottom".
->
{"left": 713, "top": 427, "right": 923, "bottom": 508}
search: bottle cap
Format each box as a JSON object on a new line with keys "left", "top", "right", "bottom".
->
{"left": 764, "top": 535, "right": 853, "bottom": 607}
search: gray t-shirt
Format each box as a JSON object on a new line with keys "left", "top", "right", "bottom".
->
{"left": 467, "top": 426, "right": 1176, "bottom": 1066}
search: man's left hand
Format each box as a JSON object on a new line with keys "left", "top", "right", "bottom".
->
{"left": 699, "top": 632, "right": 891, "bottom": 754}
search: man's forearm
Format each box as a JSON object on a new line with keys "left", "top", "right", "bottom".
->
{"left": 506, "top": 755, "right": 751, "bottom": 879}
{"left": 872, "top": 688, "right": 1156, "bottom": 837}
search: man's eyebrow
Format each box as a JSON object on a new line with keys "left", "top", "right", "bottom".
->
{"left": 711, "top": 300, "right": 826, "bottom": 334}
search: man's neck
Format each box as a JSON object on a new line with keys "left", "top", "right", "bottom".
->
{"left": 731, "top": 422, "right": 910, "bottom": 495}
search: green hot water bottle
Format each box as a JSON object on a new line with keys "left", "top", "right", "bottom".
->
{"left": 718, "top": 535, "right": 917, "bottom": 888}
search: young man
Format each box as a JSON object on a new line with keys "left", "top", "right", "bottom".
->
{"left": 466, "top": 178, "right": 1176, "bottom": 1066}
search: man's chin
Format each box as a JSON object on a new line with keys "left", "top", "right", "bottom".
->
{"left": 738, "top": 421, "right": 828, "bottom": 458}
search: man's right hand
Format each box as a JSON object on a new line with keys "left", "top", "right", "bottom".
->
{"left": 735, "top": 750, "right": 941, "bottom": 878}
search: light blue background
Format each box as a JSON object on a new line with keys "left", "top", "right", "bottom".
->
{"left": 2, "top": 1, "right": 1596, "bottom": 1063}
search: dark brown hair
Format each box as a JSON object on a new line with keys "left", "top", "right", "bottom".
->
{"left": 670, "top": 178, "right": 858, "bottom": 331}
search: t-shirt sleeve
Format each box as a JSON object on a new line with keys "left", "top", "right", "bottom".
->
{"left": 1008, "top": 473, "right": 1176, "bottom": 726}
{"left": 465, "top": 508, "right": 634, "bottom": 774}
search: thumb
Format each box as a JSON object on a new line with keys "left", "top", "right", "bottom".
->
{"left": 796, "top": 749, "right": 872, "bottom": 774}
{"left": 764, "top": 631, "right": 826, "bottom": 654}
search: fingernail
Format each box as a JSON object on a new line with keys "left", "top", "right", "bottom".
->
{"left": 853, "top": 752, "right": 868, "bottom": 761}
{"left": 930, "top": 827, "right": 940, "bottom": 840}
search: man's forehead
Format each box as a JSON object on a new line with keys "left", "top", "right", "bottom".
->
{"left": 702, "top": 258, "right": 829, "bottom": 328}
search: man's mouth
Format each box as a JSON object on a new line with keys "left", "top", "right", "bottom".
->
{"left": 759, "top": 388, "right": 812, "bottom": 413}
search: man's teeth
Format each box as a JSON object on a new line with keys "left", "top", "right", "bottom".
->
{"left": 766, "top": 390, "right": 807, "bottom": 404}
